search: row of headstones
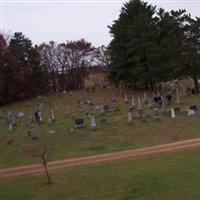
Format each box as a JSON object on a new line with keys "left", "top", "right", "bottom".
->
{"left": 123, "top": 91, "right": 180, "bottom": 108}
{"left": 73, "top": 104, "right": 198, "bottom": 131}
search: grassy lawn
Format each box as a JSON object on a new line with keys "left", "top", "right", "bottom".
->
{"left": 1, "top": 88, "right": 200, "bottom": 168}
{"left": 1, "top": 148, "right": 200, "bottom": 200}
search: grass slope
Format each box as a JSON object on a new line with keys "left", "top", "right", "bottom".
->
{"left": 1, "top": 148, "right": 200, "bottom": 200}
{"left": 1, "top": 88, "right": 200, "bottom": 167}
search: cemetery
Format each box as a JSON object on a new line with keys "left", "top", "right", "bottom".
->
{"left": 1, "top": 84, "right": 200, "bottom": 168}
{"left": 1, "top": 0, "right": 200, "bottom": 199}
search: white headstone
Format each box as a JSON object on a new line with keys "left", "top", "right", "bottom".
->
{"left": 170, "top": 108, "right": 176, "bottom": 118}
{"left": 132, "top": 97, "right": 135, "bottom": 107}
{"left": 128, "top": 112, "right": 133, "bottom": 124}
{"left": 187, "top": 109, "right": 195, "bottom": 117}
{"left": 90, "top": 114, "right": 96, "bottom": 130}
{"left": 124, "top": 94, "right": 128, "bottom": 103}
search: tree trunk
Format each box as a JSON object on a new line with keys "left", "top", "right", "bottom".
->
{"left": 42, "top": 155, "right": 52, "bottom": 185}
{"left": 193, "top": 75, "right": 199, "bottom": 94}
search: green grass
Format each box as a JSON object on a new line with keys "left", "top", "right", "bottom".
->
{"left": 1, "top": 148, "right": 200, "bottom": 200}
{"left": 1, "top": 88, "right": 200, "bottom": 168}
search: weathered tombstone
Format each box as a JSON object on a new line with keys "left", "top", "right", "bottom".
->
{"left": 128, "top": 96, "right": 132, "bottom": 104}
{"left": 154, "top": 108, "right": 160, "bottom": 121}
{"left": 170, "top": 108, "right": 176, "bottom": 118}
{"left": 153, "top": 94, "right": 162, "bottom": 107}
{"left": 166, "top": 93, "right": 172, "bottom": 105}
{"left": 26, "top": 125, "right": 38, "bottom": 140}
{"left": 49, "top": 130, "right": 56, "bottom": 134}
{"left": 90, "top": 113, "right": 96, "bottom": 131}
{"left": 69, "top": 127, "right": 75, "bottom": 134}
{"left": 95, "top": 104, "right": 101, "bottom": 112}
{"left": 17, "top": 112, "right": 24, "bottom": 119}
{"left": 100, "top": 118, "right": 107, "bottom": 125}
{"left": 137, "top": 108, "right": 144, "bottom": 119}
{"left": 103, "top": 105, "right": 109, "bottom": 113}
{"left": 34, "top": 110, "right": 40, "bottom": 123}
{"left": 38, "top": 110, "right": 43, "bottom": 122}
{"left": 174, "top": 106, "right": 180, "bottom": 114}
{"left": 128, "top": 112, "right": 133, "bottom": 124}
{"left": 137, "top": 97, "right": 141, "bottom": 108}
{"left": 31, "top": 129, "right": 38, "bottom": 140}
{"left": 124, "top": 94, "right": 128, "bottom": 104}
{"left": 48, "top": 110, "right": 55, "bottom": 123}
{"left": 190, "top": 105, "right": 198, "bottom": 111}
{"left": 7, "top": 111, "right": 15, "bottom": 130}
{"left": 187, "top": 109, "right": 195, "bottom": 117}
{"left": 143, "top": 93, "right": 149, "bottom": 104}
{"left": 74, "top": 118, "right": 84, "bottom": 128}
{"left": 176, "top": 88, "right": 180, "bottom": 104}
{"left": 131, "top": 97, "right": 135, "bottom": 108}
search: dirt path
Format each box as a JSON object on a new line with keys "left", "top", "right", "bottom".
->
{"left": 1, "top": 137, "right": 200, "bottom": 178}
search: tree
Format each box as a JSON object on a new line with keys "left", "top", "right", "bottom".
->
{"left": 181, "top": 16, "right": 200, "bottom": 93}
{"left": 9, "top": 32, "right": 44, "bottom": 97}
{"left": 26, "top": 134, "right": 54, "bottom": 185}
{"left": 108, "top": 0, "right": 160, "bottom": 89}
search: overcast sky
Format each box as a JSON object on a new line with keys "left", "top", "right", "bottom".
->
{"left": 1, "top": 0, "right": 200, "bottom": 46}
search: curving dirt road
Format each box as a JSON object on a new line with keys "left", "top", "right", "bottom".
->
{"left": 1, "top": 137, "right": 200, "bottom": 178}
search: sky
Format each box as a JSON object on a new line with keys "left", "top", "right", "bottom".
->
{"left": 1, "top": 0, "right": 200, "bottom": 46}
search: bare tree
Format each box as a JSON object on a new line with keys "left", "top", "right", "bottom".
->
{"left": 26, "top": 134, "right": 54, "bottom": 185}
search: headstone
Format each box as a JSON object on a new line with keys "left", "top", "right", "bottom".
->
{"left": 128, "top": 112, "right": 133, "bottom": 124}
{"left": 17, "top": 112, "right": 24, "bottom": 119}
{"left": 128, "top": 96, "right": 132, "bottom": 104}
{"left": 103, "top": 105, "right": 109, "bottom": 113}
{"left": 90, "top": 113, "right": 96, "bottom": 131}
{"left": 69, "top": 127, "right": 75, "bottom": 134}
{"left": 166, "top": 93, "right": 172, "bottom": 105}
{"left": 190, "top": 105, "right": 198, "bottom": 111}
{"left": 26, "top": 126, "right": 38, "bottom": 140}
{"left": 137, "top": 108, "right": 144, "bottom": 119}
{"left": 31, "top": 129, "right": 38, "bottom": 140}
{"left": 95, "top": 105, "right": 101, "bottom": 112}
{"left": 143, "top": 93, "right": 149, "bottom": 104}
{"left": 38, "top": 110, "right": 42, "bottom": 122}
{"left": 74, "top": 118, "right": 84, "bottom": 128}
{"left": 7, "top": 111, "right": 15, "bottom": 130}
{"left": 174, "top": 106, "right": 180, "bottom": 114}
{"left": 176, "top": 88, "right": 180, "bottom": 104}
{"left": 124, "top": 94, "right": 128, "bottom": 104}
{"left": 187, "top": 109, "right": 195, "bottom": 117}
{"left": 48, "top": 110, "right": 55, "bottom": 123}
{"left": 154, "top": 108, "right": 160, "bottom": 121}
{"left": 34, "top": 110, "right": 40, "bottom": 123}
{"left": 170, "top": 108, "right": 176, "bottom": 118}
{"left": 138, "top": 97, "right": 141, "bottom": 108}
{"left": 49, "top": 130, "right": 56, "bottom": 134}
{"left": 153, "top": 94, "right": 162, "bottom": 107}
{"left": 100, "top": 118, "right": 107, "bottom": 124}
{"left": 131, "top": 97, "right": 135, "bottom": 108}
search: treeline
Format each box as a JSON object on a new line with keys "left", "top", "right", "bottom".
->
{"left": 0, "top": 32, "right": 109, "bottom": 104}
{"left": 108, "top": 0, "right": 200, "bottom": 92}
